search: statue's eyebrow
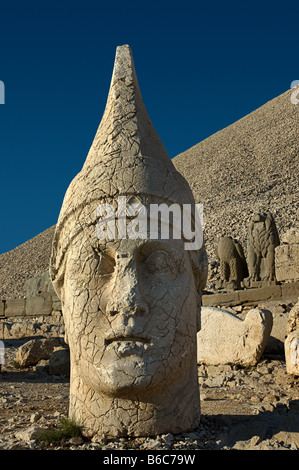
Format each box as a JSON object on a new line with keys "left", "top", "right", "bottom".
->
{"left": 138, "top": 240, "right": 180, "bottom": 260}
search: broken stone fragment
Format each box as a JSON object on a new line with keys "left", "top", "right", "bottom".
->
{"left": 285, "top": 329, "right": 299, "bottom": 375}
{"left": 49, "top": 348, "right": 70, "bottom": 376}
{"left": 197, "top": 306, "right": 273, "bottom": 367}
{"left": 15, "top": 425, "right": 44, "bottom": 442}
{"left": 15, "top": 338, "right": 62, "bottom": 367}
{"left": 275, "top": 227, "right": 299, "bottom": 282}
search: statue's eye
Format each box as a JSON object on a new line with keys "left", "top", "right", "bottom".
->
{"left": 144, "top": 251, "right": 173, "bottom": 274}
{"left": 93, "top": 248, "right": 116, "bottom": 275}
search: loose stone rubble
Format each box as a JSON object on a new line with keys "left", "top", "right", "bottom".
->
{"left": 0, "top": 325, "right": 298, "bottom": 451}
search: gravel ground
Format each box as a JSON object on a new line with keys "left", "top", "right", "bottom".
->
{"left": 0, "top": 338, "right": 298, "bottom": 451}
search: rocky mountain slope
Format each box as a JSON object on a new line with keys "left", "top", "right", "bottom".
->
{"left": 0, "top": 226, "right": 55, "bottom": 300}
{"left": 0, "top": 88, "right": 297, "bottom": 299}
{"left": 173, "top": 88, "right": 298, "bottom": 262}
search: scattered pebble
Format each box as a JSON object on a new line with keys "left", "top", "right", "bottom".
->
{"left": 0, "top": 328, "right": 299, "bottom": 451}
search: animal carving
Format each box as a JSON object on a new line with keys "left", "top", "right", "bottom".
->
{"left": 216, "top": 236, "right": 248, "bottom": 288}
{"left": 246, "top": 211, "right": 280, "bottom": 283}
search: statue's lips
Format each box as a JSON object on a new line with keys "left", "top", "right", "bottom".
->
{"left": 105, "top": 335, "right": 151, "bottom": 346}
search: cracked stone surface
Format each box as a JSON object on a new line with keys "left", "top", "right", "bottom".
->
{"left": 50, "top": 45, "right": 208, "bottom": 438}
{"left": 1, "top": 337, "right": 299, "bottom": 450}
{"left": 197, "top": 307, "right": 273, "bottom": 367}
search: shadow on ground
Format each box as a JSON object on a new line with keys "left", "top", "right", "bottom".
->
{"left": 209, "top": 400, "right": 299, "bottom": 449}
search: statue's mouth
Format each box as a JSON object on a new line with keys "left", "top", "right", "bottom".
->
{"left": 105, "top": 335, "right": 151, "bottom": 346}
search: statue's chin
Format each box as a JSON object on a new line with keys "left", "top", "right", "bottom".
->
{"left": 78, "top": 354, "right": 161, "bottom": 398}
{"left": 98, "top": 373, "right": 154, "bottom": 398}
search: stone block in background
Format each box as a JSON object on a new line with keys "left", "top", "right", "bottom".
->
{"left": 197, "top": 306, "right": 273, "bottom": 367}
{"left": 49, "top": 348, "right": 70, "bottom": 376}
{"left": 275, "top": 227, "right": 299, "bottom": 283}
{"left": 275, "top": 244, "right": 299, "bottom": 282}
{"left": 5, "top": 299, "right": 26, "bottom": 317}
{"left": 25, "top": 271, "right": 55, "bottom": 298}
{"left": 25, "top": 296, "right": 52, "bottom": 316}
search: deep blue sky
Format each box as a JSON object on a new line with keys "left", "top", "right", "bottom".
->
{"left": 0, "top": 0, "right": 298, "bottom": 254}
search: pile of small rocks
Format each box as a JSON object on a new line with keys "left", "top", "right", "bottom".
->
{"left": 0, "top": 335, "right": 298, "bottom": 451}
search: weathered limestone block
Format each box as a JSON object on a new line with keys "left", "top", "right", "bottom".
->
{"left": 50, "top": 45, "right": 208, "bottom": 438}
{"left": 202, "top": 284, "right": 283, "bottom": 307}
{"left": 197, "top": 306, "right": 273, "bottom": 367}
{"left": 52, "top": 296, "right": 62, "bottom": 312}
{"left": 238, "top": 285, "right": 282, "bottom": 304}
{"left": 15, "top": 338, "right": 62, "bottom": 367}
{"left": 287, "top": 300, "right": 299, "bottom": 334}
{"left": 215, "top": 236, "right": 248, "bottom": 290}
{"left": 275, "top": 245, "right": 299, "bottom": 282}
{"left": 244, "top": 211, "right": 280, "bottom": 287}
{"left": 285, "top": 300, "right": 299, "bottom": 375}
{"left": 0, "top": 316, "right": 65, "bottom": 339}
{"left": 25, "top": 296, "right": 52, "bottom": 316}
{"left": 281, "top": 227, "right": 299, "bottom": 245}
{"left": 25, "top": 271, "right": 56, "bottom": 298}
{"left": 5, "top": 299, "right": 26, "bottom": 317}
{"left": 285, "top": 330, "right": 299, "bottom": 375}
{"left": 275, "top": 228, "right": 299, "bottom": 282}
{"left": 49, "top": 347, "right": 70, "bottom": 376}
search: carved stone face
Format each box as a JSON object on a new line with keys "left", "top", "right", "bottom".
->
{"left": 50, "top": 45, "right": 207, "bottom": 436}
{"left": 61, "top": 231, "right": 199, "bottom": 397}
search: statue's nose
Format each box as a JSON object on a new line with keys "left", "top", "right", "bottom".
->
{"left": 106, "top": 299, "right": 148, "bottom": 318}
{"left": 105, "top": 269, "right": 148, "bottom": 318}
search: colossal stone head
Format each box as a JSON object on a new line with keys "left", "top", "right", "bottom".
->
{"left": 50, "top": 45, "right": 208, "bottom": 438}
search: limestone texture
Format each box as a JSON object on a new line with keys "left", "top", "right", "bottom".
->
{"left": 1, "top": 333, "right": 299, "bottom": 451}
{"left": 285, "top": 300, "right": 299, "bottom": 375}
{"left": 173, "top": 88, "right": 298, "bottom": 286}
{"left": 50, "top": 45, "right": 208, "bottom": 438}
{"left": 215, "top": 236, "right": 248, "bottom": 290}
{"left": 15, "top": 338, "right": 62, "bottom": 367}
{"left": 197, "top": 306, "right": 273, "bottom": 367}
{"left": 287, "top": 300, "right": 299, "bottom": 334}
{"left": 275, "top": 226, "right": 299, "bottom": 282}
{"left": 0, "top": 88, "right": 297, "bottom": 300}
{"left": 243, "top": 211, "right": 280, "bottom": 287}
{"left": 285, "top": 329, "right": 299, "bottom": 375}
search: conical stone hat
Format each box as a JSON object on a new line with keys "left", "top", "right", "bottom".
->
{"left": 50, "top": 45, "right": 207, "bottom": 287}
